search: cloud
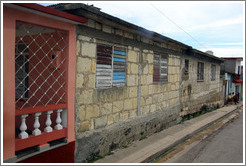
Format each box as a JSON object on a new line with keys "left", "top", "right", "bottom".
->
{"left": 199, "top": 47, "right": 244, "bottom": 58}
{"left": 186, "top": 15, "right": 243, "bottom": 32}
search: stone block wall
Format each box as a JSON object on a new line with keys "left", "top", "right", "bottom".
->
{"left": 75, "top": 33, "right": 181, "bottom": 133}
{"left": 180, "top": 56, "right": 223, "bottom": 116}
{"left": 140, "top": 53, "right": 180, "bottom": 116}
{"left": 73, "top": 16, "right": 222, "bottom": 162}
{"left": 74, "top": 31, "right": 182, "bottom": 161}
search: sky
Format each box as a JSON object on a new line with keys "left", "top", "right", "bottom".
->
{"left": 39, "top": 1, "right": 245, "bottom": 59}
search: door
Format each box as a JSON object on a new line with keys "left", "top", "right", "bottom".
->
{"left": 235, "top": 85, "right": 240, "bottom": 101}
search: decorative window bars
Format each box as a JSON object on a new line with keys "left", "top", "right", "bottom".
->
{"left": 14, "top": 22, "right": 68, "bottom": 152}
{"left": 153, "top": 53, "right": 168, "bottom": 82}
{"left": 96, "top": 43, "right": 127, "bottom": 88}
{"left": 15, "top": 21, "right": 67, "bottom": 110}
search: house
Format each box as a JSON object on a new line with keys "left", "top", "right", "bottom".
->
{"left": 2, "top": 3, "right": 223, "bottom": 163}
{"left": 3, "top": 3, "right": 86, "bottom": 163}
{"left": 220, "top": 57, "right": 243, "bottom": 103}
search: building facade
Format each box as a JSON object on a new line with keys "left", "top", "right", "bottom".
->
{"left": 221, "top": 57, "right": 243, "bottom": 103}
{"left": 50, "top": 3, "right": 223, "bottom": 162}
{"left": 3, "top": 3, "right": 223, "bottom": 163}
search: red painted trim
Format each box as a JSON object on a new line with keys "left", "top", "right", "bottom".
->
{"left": 15, "top": 128, "right": 67, "bottom": 151}
{"left": 12, "top": 3, "right": 87, "bottom": 24}
{"left": 15, "top": 104, "right": 67, "bottom": 116}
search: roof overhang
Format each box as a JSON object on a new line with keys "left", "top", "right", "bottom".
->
{"left": 186, "top": 48, "right": 223, "bottom": 63}
{"left": 221, "top": 57, "right": 243, "bottom": 61}
{"left": 3, "top": 3, "right": 87, "bottom": 25}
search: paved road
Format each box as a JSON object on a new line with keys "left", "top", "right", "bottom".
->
{"left": 165, "top": 110, "right": 244, "bottom": 163}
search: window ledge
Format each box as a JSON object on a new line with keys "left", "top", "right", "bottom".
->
{"left": 197, "top": 80, "right": 204, "bottom": 82}
{"left": 153, "top": 80, "right": 168, "bottom": 84}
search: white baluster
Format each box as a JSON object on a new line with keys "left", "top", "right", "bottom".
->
{"left": 19, "top": 114, "right": 29, "bottom": 139}
{"left": 32, "top": 112, "right": 42, "bottom": 136}
{"left": 55, "top": 109, "right": 63, "bottom": 130}
{"left": 44, "top": 110, "right": 53, "bottom": 133}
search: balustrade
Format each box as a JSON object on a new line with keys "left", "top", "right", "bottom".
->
{"left": 17, "top": 108, "right": 66, "bottom": 139}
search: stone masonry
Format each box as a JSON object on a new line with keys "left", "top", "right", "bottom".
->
{"left": 74, "top": 33, "right": 182, "bottom": 162}
{"left": 180, "top": 56, "right": 223, "bottom": 116}
{"left": 60, "top": 5, "right": 224, "bottom": 162}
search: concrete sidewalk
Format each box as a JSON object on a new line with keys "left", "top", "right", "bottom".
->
{"left": 96, "top": 102, "right": 243, "bottom": 163}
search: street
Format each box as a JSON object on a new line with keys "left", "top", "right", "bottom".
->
{"left": 162, "top": 109, "right": 244, "bottom": 163}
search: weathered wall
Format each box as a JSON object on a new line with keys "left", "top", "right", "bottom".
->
{"left": 75, "top": 33, "right": 181, "bottom": 130}
{"left": 74, "top": 104, "right": 179, "bottom": 162}
{"left": 74, "top": 20, "right": 182, "bottom": 161}
{"left": 73, "top": 16, "right": 222, "bottom": 162}
{"left": 180, "top": 56, "right": 223, "bottom": 116}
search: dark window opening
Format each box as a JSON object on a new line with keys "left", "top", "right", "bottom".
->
{"left": 185, "top": 59, "right": 189, "bottom": 74}
{"left": 197, "top": 62, "right": 204, "bottom": 81}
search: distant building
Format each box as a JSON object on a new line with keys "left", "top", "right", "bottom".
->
{"left": 220, "top": 57, "right": 243, "bottom": 103}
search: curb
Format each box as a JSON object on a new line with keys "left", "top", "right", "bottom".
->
{"left": 142, "top": 105, "right": 242, "bottom": 163}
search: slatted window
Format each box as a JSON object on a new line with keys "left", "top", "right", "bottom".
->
{"left": 153, "top": 53, "right": 168, "bottom": 82}
{"left": 197, "top": 62, "right": 204, "bottom": 81}
{"left": 211, "top": 64, "right": 216, "bottom": 81}
{"left": 96, "top": 43, "right": 127, "bottom": 88}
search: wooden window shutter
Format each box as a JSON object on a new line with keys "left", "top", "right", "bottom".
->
{"left": 112, "top": 46, "right": 126, "bottom": 87}
{"left": 160, "top": 56, "right": 168, "bottom": 81}
{"left": 96, "top": 44, "right": 113, "bottom": 88}
{"left": 96, "top": 44, "right": 127, "bottom": 88}
{"left": 153, "top": 53, "right": 168, "bottom": 82}
{"left": 153, "top": 54, "right": 160, "bottom": 82}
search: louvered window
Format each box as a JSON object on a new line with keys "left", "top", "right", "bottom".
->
{"left": 153, "top": 53, "right": 168, "bottom": 82}
{"left": 96, "top": 43, "right": 127, "bottom": 88}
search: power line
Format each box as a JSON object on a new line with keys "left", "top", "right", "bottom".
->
{"left": 150, "top": 3, "right": 208, "bottom": 49}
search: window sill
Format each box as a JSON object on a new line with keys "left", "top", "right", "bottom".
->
{"left": 197, "top": 80, "right": 204, "bottom": 82}
{"left": 153, "top": 80, "right": 168, "bottom": 84}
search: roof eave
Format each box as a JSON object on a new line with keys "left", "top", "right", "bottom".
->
{"left": 4, "top": 3, "right": 87, "bottom": 25}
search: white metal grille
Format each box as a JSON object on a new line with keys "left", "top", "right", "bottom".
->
{"left": 15, "top": 22, "right": 67, "bottom": 109}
